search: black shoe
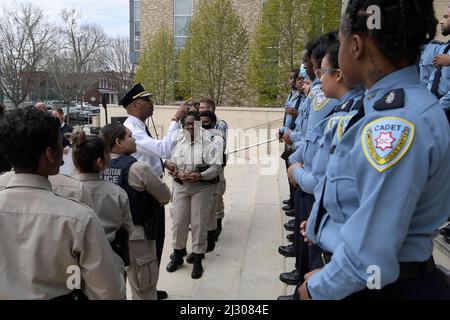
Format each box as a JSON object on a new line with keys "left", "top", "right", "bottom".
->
{"left": 279, "top": 269, "right": 302, "bottom": 285}
{"left": 166, "top": 249, "right": 184, "bottom": 272}
{"left": 440, "top": 225, "right": 450, "bottom": 237}
{"left": 191, "top": 254, "right": 204, "bottom": 279}
{"left": 282, "top": 205, "right": 294, "bottom": 211}
{"left": 284, "top": 208, "right": 295, "bottom": 217}
{"left": 278, "top": 244, "right": 295, "bottom": 257}
{"left": 286, "top": 233, "right": 294, "bottom": 242}
{"left": 157, "top": 290, "right": 168, "bottom": 300}
{"left": 282, "top": 199, "right": 290, "bottom": 205}
{"left": 277, "top": 294, "right": 295, "bottom": 300}
{"left": 284, "top": 219, "right": 296, "bottom": 232}
{"left": 206, "top": 230, "right": 216, "bottom": 252}
{"left": 216, "top": 218, "right": 223, "bottom": 240}
{"left": 187, "top": 252, "right": 204, "bottom": 264}
{"left": 170, "top": 248, "right": 187, "bottom": 260}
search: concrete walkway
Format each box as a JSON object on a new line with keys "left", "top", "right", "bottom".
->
{"left": 142, "top": 159, "right": 291, "bottom": 300}
{"left": 126, "top": 157, "right": 450, "bottom": 300}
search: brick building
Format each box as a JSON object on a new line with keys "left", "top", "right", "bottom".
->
{"left": 129, "top": 0, "right": 450, "bottom": 64}
{"left": 130, "top": 0, "right": 264, "bottom": 64}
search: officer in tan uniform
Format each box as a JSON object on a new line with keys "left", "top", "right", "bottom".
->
{"left": 101, "top": 122, "right": 171, "bottom": 300}
{"left": 199, "top": 111, "right": 225, "bottom": 254}
{"left": 0, "top": 170, "right": 93, "bottom": 205}
{"left": 0, "top": 108, "right": 124, "bottom": 299}
{"left": 71, "top": 128, "right": 133, "bottom": 294}
{"left": 165, "top": 112, "right": 220, "bottom": 279}
{"left": 199, "top": 97, "right": 227, "bottom": 239}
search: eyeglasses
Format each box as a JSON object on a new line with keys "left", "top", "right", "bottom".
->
{"left": 315, "top": 68, "right": 339, "bottom": 76}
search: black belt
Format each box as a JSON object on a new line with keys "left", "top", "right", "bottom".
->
{"left": 174, "top": 178, "right": 219, "bottom": 185}
{"left": 398, "top": 256, "right": 436, "bottom": 280}
{"left": 320, "top": 253, "right": 435, "bottom": 280}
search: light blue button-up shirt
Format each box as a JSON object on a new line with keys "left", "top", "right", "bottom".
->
{"left": 419, "top": 41, "right": 444, "bottom": 87}
{"left": 289, "top": 79, "right": 323, "bottom": 165}
{"left": 292, "top": 89, "right": 362, "bottom": 194}
{"left": 307, "top": 66, "right": 450, "bottom": 300}
{"left": 424, "top": 41, "right": 450, "bottom": 110}
{"left": 280, "top": 90, "right": 301, "bottom": 135}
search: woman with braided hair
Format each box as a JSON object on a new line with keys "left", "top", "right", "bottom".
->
{"left": 300, "top": 0, "right": 450, "bottom": 299}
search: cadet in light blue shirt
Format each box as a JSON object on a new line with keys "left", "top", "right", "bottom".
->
{"left": 300, "top": 0, "right": 450, "bottom": 300}
{"left": 419, "top": 41, "right": 444, "bottom": 87}
{"left": 279, "top": 70, "right": 301, "bottom": 136}
{"left": 290, "top": 42, "right": 364, "bottom": 195}
{"left": 287, "top": 79, "right": 320, "bottom": 165}
{"left": 424, "top": 6, "right": 450, "bottom": 111}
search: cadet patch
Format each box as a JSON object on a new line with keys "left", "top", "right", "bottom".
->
{"left": 308, "top": 87, "right": 319, "bottom": 99}
{"left": 325, "top": 115, "right": 341, "bottom": 133}
{"left": 313, "top": 92, "right": 330, "bottom": 112}
{"left": 336, "top": 115, "right": 354, "bottom": 141}
{"left": 361, "top": 117, "right": 415, "bottom": 172}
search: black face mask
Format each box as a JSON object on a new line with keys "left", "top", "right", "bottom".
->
{"left": 202, "top": 123, "right": 213, "bottom": 130}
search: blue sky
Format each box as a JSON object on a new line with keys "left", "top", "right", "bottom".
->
{"left": 0, "top": 0, "right": 129, "bottom": 37}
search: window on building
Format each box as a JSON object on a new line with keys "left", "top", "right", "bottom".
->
{"left": 174, "top": 0, "right": 192, "bottom": 50}
{"left": 134, "top": 0, "right": 141, "bottom": 52}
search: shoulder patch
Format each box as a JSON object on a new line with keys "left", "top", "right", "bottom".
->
{"left": 313, "top": 92, "right": 330, "bottom": 112}
{"left": 373, "top": 89, "right": 405, "bottom": 111}
{"left": 325, "top": 115, "right": 341, "bottom": 133}
{"left": 361, "top": 117, "right": 415, "bottom": 172}
{"left": 336, "top": 115, "right": 353, "bottom": 141}
{"left": 334, "top": 99, "right": 354, "bottom": 113}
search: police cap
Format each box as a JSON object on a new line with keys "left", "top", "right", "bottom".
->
{"left": 119, "top": 83, "right": 153, "bottom": 108}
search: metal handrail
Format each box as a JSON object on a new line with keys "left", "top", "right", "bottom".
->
{"left": 227, "top": 138, "right": 279, "bottom": 155}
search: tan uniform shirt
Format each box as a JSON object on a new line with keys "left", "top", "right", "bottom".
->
{"left": 78, "top": 173, "right": 133, "bottom": 242}
{"left": 0, "top": 171, "right": 92, "bottom": 205}
{"left": 171, "top": 128, "right": 220, "bottom": 180}
{"left": 0, "top": 170, "right": 13, "bottom": 191}
{"left": 0, "top": 174, "right": 124, "bottom": 299}
{"left": 109, "top": 154, "right": 172, "bottom": 241}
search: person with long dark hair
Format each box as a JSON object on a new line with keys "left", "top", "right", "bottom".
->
{"left": 101, "top": 122, "right": 171, "bottom": 300}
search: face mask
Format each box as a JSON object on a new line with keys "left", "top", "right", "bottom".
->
{"left": 300, "top": 63, "right": 310, "bottom": 81}
{"left": 202, "top": 123, "right": 213, "bottom": 130}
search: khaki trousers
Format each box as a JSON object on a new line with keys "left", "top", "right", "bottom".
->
{"left": 126, "top": 239, "right": 159, "bottom": 300}
{"left": 171, "top": 181, "right": 214, "bottom": 254}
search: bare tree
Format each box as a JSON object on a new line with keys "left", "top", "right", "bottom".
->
{"left": 58, "top": 8, "right": 107, "bottom": 106}
{"left": 98, "top": 37, "right": 135, "bottom": 100}
{"left": 0, "top": 3, "right": 55, "bottom": 108}
{"left": 46, "top": 50, "right": 79, "bottom": 105}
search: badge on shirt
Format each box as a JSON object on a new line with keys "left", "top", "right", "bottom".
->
{"left": 313, "top": 92, "right": 330, "bottom": 112}
{"left": 336, "top": 115, "right": 353, "bottom": 141}
{"left": 325, "top": 115, "right": 341, "bottom": 134}
{"left": 361, "top": 117, "right": 415, "bottom": 172}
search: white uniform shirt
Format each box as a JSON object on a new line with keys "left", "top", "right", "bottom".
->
{"left": 124, "top": 115, "right": 181, "bottom": 176}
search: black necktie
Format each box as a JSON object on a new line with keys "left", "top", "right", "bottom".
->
{"left": 144, "top": 125, "right": 153, "bottom": 138}
{"left": 144, "top": 124, "right": 165, "bottom": 175}
{"left": 431, "top": 42, "right": 450, "bottom": 98}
